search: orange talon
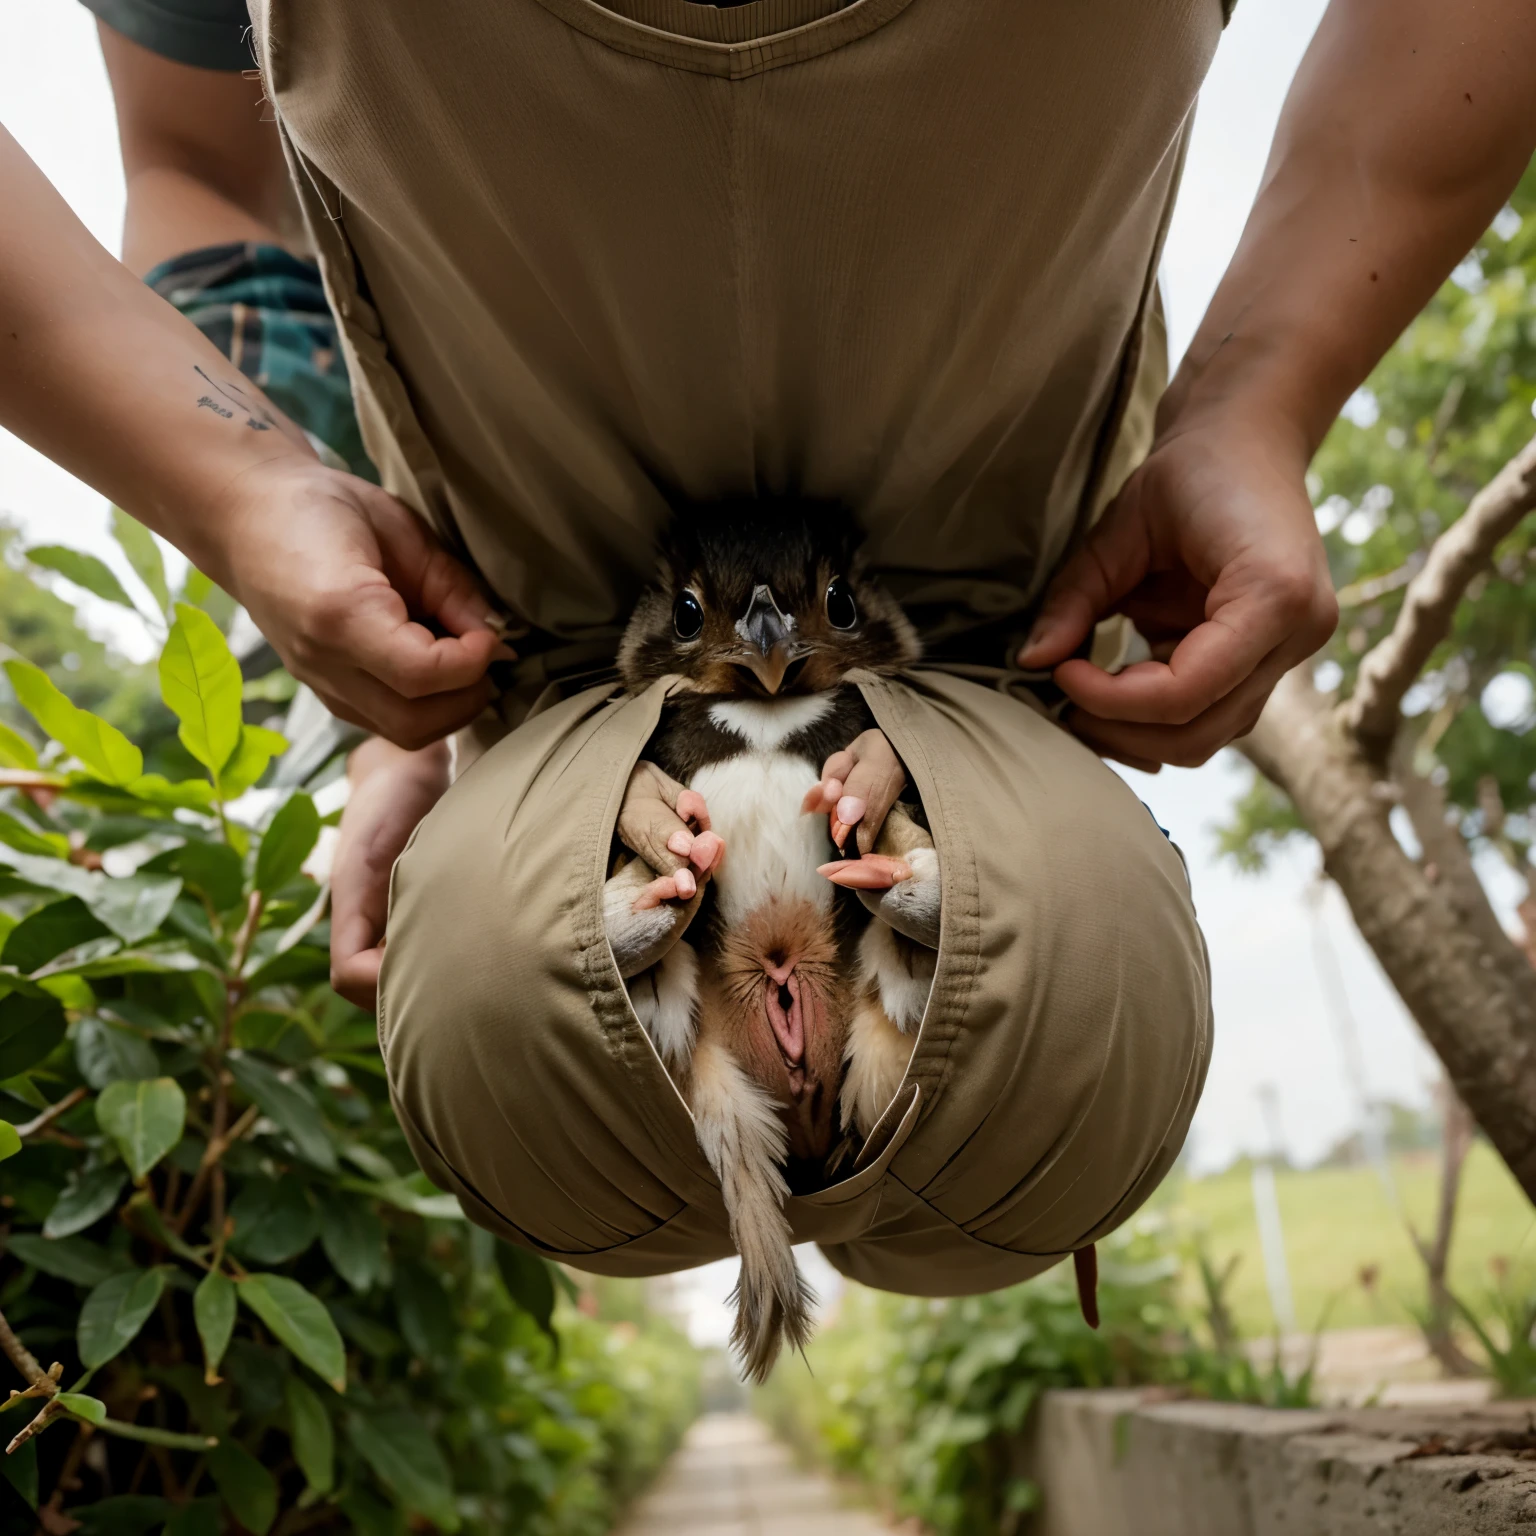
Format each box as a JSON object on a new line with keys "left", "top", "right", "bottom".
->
{"left": 818, "top": 855, "right": 912, "bottom": 889}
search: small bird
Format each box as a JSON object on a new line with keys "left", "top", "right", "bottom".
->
{"left": 604, "top": 500, "right": 942, "bottom": 1380}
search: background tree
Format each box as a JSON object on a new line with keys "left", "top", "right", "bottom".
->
{"left": 1224, "top": 154, "right": 1536, "bottom": 1200}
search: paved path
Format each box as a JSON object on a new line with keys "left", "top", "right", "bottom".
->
{"left": 614, "top": 1413, "right": 894, "bottom": 1536}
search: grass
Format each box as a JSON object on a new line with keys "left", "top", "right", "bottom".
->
{"left": 1153, "top": 1143, "right": 1535, "bottom": 1336}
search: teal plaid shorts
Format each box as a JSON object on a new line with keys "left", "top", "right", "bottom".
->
{"left": 145, "top": 242, "right": 377, "bottom": 483}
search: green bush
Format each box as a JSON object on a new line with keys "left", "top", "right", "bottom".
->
{"left": 0, "top": 527, "right": 698, "bottom": 1533}
{"left": 756, "top": 1218, "right": 1314, "bottom": 1536}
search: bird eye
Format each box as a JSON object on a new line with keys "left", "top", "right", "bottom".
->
{"left": 673, "top": 590, "right": 704, "bottom": 640}
{"left": 825, "top": 577, "right": 858, "bottom": 630}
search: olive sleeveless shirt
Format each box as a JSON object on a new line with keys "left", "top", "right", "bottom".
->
{"left": 248, "top": 0, "right": 1224, "bottom": 650}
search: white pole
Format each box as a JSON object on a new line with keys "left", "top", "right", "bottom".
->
{"left": 1250, "top": 1160, "right": 1296, "bottom": 1336}
{"left": 1252, "top": 1084, "right": 1297, "bottom": 1336}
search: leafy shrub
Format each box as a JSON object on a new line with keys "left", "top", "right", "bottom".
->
{"left": 0, "top": 527, "right": 698, "bottom": 1533}
{"left": 1449, "top": 1259, "right": 1536, "bottom": 1398}
{"left": 756, "top": 1218, "right": 1314, "bottom": 1536}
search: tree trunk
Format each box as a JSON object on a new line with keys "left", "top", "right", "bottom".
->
{"left": 1240, "top": 670, "right": 1536, "bottom": 1203}
{"left": 1409, "top": 1079, "right": 1479, "bottom": 1376}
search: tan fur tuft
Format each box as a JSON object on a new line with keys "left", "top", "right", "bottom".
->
{"left": 686, "top": 1032, "right": 815, "bottom": 1382}
{"left": 840, "top": 992, "right": 916, "bottom": 1138}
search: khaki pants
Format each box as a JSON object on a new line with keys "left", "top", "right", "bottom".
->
{"left": 379, "top": 668, "right": 1210, "bottom": 1293}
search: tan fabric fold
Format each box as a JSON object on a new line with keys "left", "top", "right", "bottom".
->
{"left": 249, "top": 0, "right": 1222, "bottom": 1291}
{"left": 379, "top": 672, "right": 1211, "bottom": 1287}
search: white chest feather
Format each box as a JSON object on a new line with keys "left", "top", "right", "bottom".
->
{"left": 690, "top": 749, "right": 833, "bottom": 928}
{"left": 707, "top": 693, "right": 834, "bottom": 751}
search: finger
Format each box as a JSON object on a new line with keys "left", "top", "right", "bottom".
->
{"left": 310, "top": 666, "right": 495, "bottom": 750}
{"left": 1051, "top": 567, "right": 1331, "bottom": 727}
{"left": 830, "top": 795, "right": 865, "bottom": 852}
{"left": 818, "top": 855, "right": 912, "bottom": 889}
{"left": 676, "top": 789, "right": 712, "bottom": 833}
{"left": 330, "top": 945, "right": 383, "bottom": 1011}
{"left": 689, "top": 830, "right": 725, "bottom": 875}
{"left": 618, "top": 763, "right": 697, "bottom": 873}
{"left": 631, "top": 870, "right": 697, "bottom": 911}
{"left": 1067, "top": 648, "right": 1291, "bottom": 768}
{"left": 366, "top": 489, "right": 509, "bottom": 640}
{"left": 667, "top": 826, "right": 725, "bottom": 873}
{"left": 1016, "top": 494, "right": 1153, "bottom": 668}
{"left": 334, "top": 580, "right": 506, "bottom": 699}
{"left": 802, "top": 776, "right": 844, "bottom": 817}
{"left": 818, "top": 749, "right": 857, "bottom": 787}
{"left": 838, "top": 731, "right": 907, "bottom": 856}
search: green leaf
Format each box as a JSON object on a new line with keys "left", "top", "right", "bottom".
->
{"left": 227, "top": 1053, "right": 337, "bottom": 1172}
{"left": 142, "top": 840, "right": 245, "bottom": 912}
{"left": 78, "top": 1267, "right": 167, "bottom": 1368}
{"left": 117, "top": 773, "right": 217, "bottom": 812}
{"left": 110, "top": 508, "right": 171, "bottom": 617}
{"left": 158, "top": 604, "right": 243, "bottom": 778}
{"left": 68, "top": 1496, "right": 171, "bottom": 1535}
{"left": 0, "top": 991, "right": 66, "bottom": 1078}
{"left": 25, "top": 545, "right": 136, "bottom": 612}
{"left": 6, "top": 1233, "right": 127, "bottom": 1287}
{"left": 243, "top": 669, "right": 296, "bottom": 705}
{"left": 178, "top": 567, "right": 236, "bottom": 631}
{"left": 194, "top": 1270, "right": 237, "bottom": 1385}
{"left": 96, "top": 1077, "right": 185, "bottom": 1180}
{"left": 0, "top": 810, "right": 70, "bottom": 861}
{"left": 0, "top": 720, "right": 39, "bottom": 772}
{"left": 218, "top": 725, "right": 289, "bottom": 800}
{"left": 44, "top": 1165, "right": 128, "bottom": 1238}
{"left": 239, "top": 1273, "right": 347, "bottom": 1391}
{"left": 0, "top": 1119, "right": 18, "bottom": 1161}
{"left": 83, "top": 873, "right": 182, "bottom": 946}
{"left": 38, "top": 971, "right": 96, "bottom": 1013}
{"left": 346, "top": 1411, "right": 458, "bottom": 1531}
{"left": 255, "top": 794, "right": 319, "bottom": 894}
{"left": 494, "top": 1242, "right": 558, "bottom": 1336}
{"left": 163, "top": 1498, "right": 222, "bottom": 1536}
{"left": 317, "top": 1191, "right": 386, "bottom": 1293}
{"left": 285, "top": 1375, "right": 335, "bottom": 1497}
{"left": 393, "top": 1260, "right": 456, "bottom": 1363}
{"left": 47, "top": 945, "right": 198, "bottom": 981}
{"left": 228, "top": 1175, "right": 318, "bottom": 1264}
{"left": 1, "top": 1431, "right": 38, "bottom": 1509}
{"left": 242, "top": 944, "right": 330, "bottom": 994}
{"left": 0, "top": 850, "right": 180, "bottom": 945}
{"left": 55, "top": 1392, "right": 107, "bottom": 1427}
{"left": 3, "top": 661, "right": 143, "bottom": 786}
{"left": 206, "top": 1440, "right": 277, "bottom": 1536}
{"left": 2, "top": 898, "right": 109, "bottom": 973}
{"left": 75, "top": 1016, "right": 159, "bottom": 1088}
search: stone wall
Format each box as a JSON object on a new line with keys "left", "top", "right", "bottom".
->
{"left": 1020, "top": 1390, "right": 1536, "bottom": 1535}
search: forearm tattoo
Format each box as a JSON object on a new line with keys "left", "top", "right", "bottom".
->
{"left": 192, "top": 365, "right": 279, "bottom": 434}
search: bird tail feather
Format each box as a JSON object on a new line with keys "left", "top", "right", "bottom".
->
{"left": 688, "top": 1034, "right": 816, "bottom": 1383}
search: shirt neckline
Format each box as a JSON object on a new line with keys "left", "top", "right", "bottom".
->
{"left": 527, "top": 0, "right": 919, "bottom": 77}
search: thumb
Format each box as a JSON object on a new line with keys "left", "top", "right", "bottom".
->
{"left": 363, "top": 484, "right": 512, "bottom": 644}
{"left": 1016, "top": 491, "right": 1153, "bottom": 669}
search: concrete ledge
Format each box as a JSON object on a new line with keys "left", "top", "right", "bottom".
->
{"left": 1020, "top": 1390, "right": 1536, "bottom": 1535}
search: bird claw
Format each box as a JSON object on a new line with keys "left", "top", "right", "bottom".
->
{"left": 817, "top": 854, "right": 912, "bottom": 889}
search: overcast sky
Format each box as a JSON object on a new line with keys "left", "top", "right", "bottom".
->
{"left": 1, "top": 0, "right": 1473, "bottom": 1339}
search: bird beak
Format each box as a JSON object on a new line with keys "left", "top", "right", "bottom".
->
{"left": 735, "top": 584, "right": 797, "bottom": 694}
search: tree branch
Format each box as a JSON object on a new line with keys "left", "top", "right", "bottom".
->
{"left": 0, "top": 1307, "right": 56, "bottom": 1400}
{"left": 14, "top": 1087, "right": 88, "bottom": 1141}
{"left": 1346, "top": 431, "right": 1536, "bottom": 754}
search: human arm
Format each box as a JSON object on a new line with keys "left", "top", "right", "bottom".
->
{"left": 1019, "top": 0, "right": 1536, "bottom": 768}
{"left": 95, "top": 19, "right": 304, "bottom": 275}
{"left": 329, "top": 737, "right": 453, "bottom": 1009}
{"left": 0, "top": 124, "right": 503, "bottom": 746}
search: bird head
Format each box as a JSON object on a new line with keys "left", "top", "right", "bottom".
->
{"left": 618, "top": 500, "right": 920, "bottom": 697}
